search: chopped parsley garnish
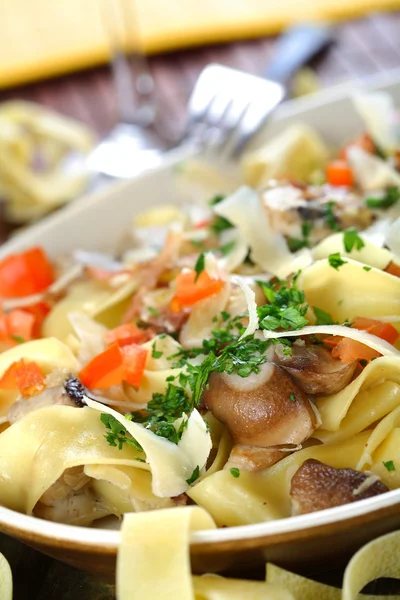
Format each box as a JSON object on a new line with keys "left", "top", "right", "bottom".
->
{"left": 328, "top": 253, "right": 348, "bottom": 270}
{"left": 289, "top": 393, "right": 296, "bottom": 402}
{"left": 365, "top": 186, "right": 400, "bottom": 209}
{"left": 209, "top": 195, "right": 233, "bottom": 234}
{"left": 194, "top": 253, "right": 205, "bottom": 281}
{"left": 343, "top": 228, "right": 365, "bottom": 252}
{"left": 100, "top": 413, "right": 144, "bottom": 452}
{"left": 209, "top": 194, "right": 225, "bottom": 206}
{"left": 211, "top": 215, "right": 233, "bottom": 234}
{"left": 359, "top": 359, "right": 368, "bottom": 367}
{"left": 186, "top": 465, "right": 200, "bottom": 485}
{"left": 230, "top": 468, "right": 240, "bottom": 478}
{"left": 383, "top": 460, "right": 396, "bottom": 472}
{"left": 313, "top": 306, "right": 336, "bottom": 325}
{"left": 287, "top": 221, "right": 312, "bottom": 252}
{"left": 151, "top": 341, "right": 163, "bottom": 359}
{"left": 324, "top": 201, "right": 342, "bottom": 232}
{"left": 257, "top": 275, "right": 308, "bottom": 332}
{"left": 102, "top": 274, "right": 310, "bottom": 449}
{"left": 147, "top": 306, "right": 160, "bottom": 317}
{"left": 130, "top": 384, "right": 192, "bottom": 444}
{"left": 10, "top": 334, "right": 25, "bottom": 344}
{"left": 363, "top": 266, "right": 372, "bottom": 272}
{"left": 220, "top": 241, "right": 236, "bottom": 256}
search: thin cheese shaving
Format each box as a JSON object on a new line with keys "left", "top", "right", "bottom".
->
{"left": 386, "top": 216, "right": 400, "bottom": 258}
{"left": 263, "top": 325, "right": 400, "bottom": 357}
{"left": 85, "top": 398, "right": 211, "bottom": 498}
{"left": 232, "top": 276, "right": 259, "bottom": 338}
{"left": 352, "top": 473, "right": 381, "bottom": 497}
{"left": 214, "top": 186, "right": 290, "bottom": 275}
{"left": 347, "top": 146, "right": 400, "bottom": 191}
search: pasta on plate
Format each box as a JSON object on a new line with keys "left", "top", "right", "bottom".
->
{"left": 0, "top": 91, "right": 400, "bottom": 537}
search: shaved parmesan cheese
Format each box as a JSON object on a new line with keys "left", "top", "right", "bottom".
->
{"left": 347, "top": 147, "right": 400, "bottom": 191}
{"left": 214, "top": 186, "right": 308, "bottom": 278}
{"left": 386, "top": 217, "right": 400, "bottom": 258}
{"left": 352, "top": 473, "right": 381, "bottom": 497}
{"left": 232, "top": 276, "right": 258, "bottom": 338}
{"left": 352, "top": 92, "right": 399, "bottom": 152}
{"left": 85, "top": 399, "right": 211, "bottom": 498}
{"left": 219, "top": 231, "right": 249, "bottom": 273}
{"left": 263, "top": 325, "right": 400, "bottom": 357}
{"left": 204, "top": 252, "right": 221, "bottom": 279}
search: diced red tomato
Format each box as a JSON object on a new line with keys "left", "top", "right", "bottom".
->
{"left": 79, "top": 342, "right": 148, "bottom": 390}
{"left": 331, "top": 338, "right": 380, "bottom": 364}
{"left": 324, "top": 316, "right": 398, "bottom": 365}
{"left": 22, "top": 302, "right": 51, "bottom": 337}
{"left": 326, "top": 161, "right": 354, "bottom": 187}
{"left": 0, "top": 309, "right": 36, "bottom": 346}
{"left": 339, "top": 134, "right": 375, "bottom": 160}
{"left": 0, "top": 359, "right": 45, "bottom": 396}
{"left": 120, "top": 344, "right": 148, "bottom": 388}
{"left": 352, "top": 317, "right": 399, "bottom": 345}
{"left": 79, "top": 343, "right": 125, "bottom": 389}
{"left": 0, "top": 248, "right": 54, "bottom": 298}
{"left": 171, "top": 270, "right": 224, "bottom": 311}
{"left": 385, "top": 261, "right": 400, "bottom": 278}
{"left": 105, "top": 323, "right": 150, "bottom": 347}
{"left": 194, "top": 220, "right": 211, "bottom": 229}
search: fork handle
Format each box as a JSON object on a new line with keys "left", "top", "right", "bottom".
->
{"left": 263, "top": 23, "right": 334, "bottom": 84}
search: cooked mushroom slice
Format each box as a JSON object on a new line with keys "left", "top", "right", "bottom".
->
{"left": 7, "top": 385, "right": 80, "bottom": 424}
{"left": 290, "top": 459, "right": 389, "bottom": 516}
{"left": 273, "top": 343, "right": 357, "bottom": 395}
{"left": 224, "top": 444, "right": 289, "bottom": 472}
{"left": 202, "top": 361, "right": 316, "bottom": 447}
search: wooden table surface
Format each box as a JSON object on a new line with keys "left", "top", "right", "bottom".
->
{"left": 1, "top": 11, "right": 400, "bottom": 599}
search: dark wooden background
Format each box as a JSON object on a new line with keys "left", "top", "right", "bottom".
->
{"left": 1, "top": 11, "right": 400, "bottom": 599}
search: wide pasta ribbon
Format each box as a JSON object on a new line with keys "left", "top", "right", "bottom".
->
{"left": 116, "top": 506, "right": 400, "bottom": 599}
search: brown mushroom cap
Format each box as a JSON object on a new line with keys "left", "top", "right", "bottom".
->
{"left": 202, "top": 361, "right": 316, "bottom": 447}
{"left": 290, "top": 458, "right": 389, "bottom": 515}
{"left": 224, "top": 444, "right": 288, "bottom": 472}
{"left": 273, "top": 343, "right": 357, "bottom": 396}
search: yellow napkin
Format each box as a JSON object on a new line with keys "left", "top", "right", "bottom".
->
{"left": 0, "top": 0, "right": 398, "bottom": 89}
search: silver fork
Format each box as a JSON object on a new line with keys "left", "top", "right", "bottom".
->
{"left": 87, "top": 0, "right": 167, "bottom": 179}
{"left": 182, "top": 23, "right": 333, "bottom": 160}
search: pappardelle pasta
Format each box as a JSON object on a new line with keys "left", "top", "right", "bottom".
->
{"left": 0, "top": 92, "right": 399, "bottom": 532}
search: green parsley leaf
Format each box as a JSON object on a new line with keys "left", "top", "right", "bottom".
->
{"left": 289, "top": 393, "right": 296, "bottom": 402}
{"left": 151, "top": 341, "right": 163, "bottom": 359}
{"left": 257, "top": 276, "right": 308, "bottom": 332}
{"left": 147, "top": 306, "right": 160, "bottom": 317}
{"left": 313, "top": 306, "right": 336, "bottom": 325}
{"left": 383, "top": 460, "right": 396, "bottom": 472}
{"left": 211, "top": 215, "right": 233, "bottom": 234}
{"left": 363, "top": 266, "right": 372, "bottom": 272}
{"left": 359, "top": 359, "right": 368, "bottom": 367}
{"left": 221, "top": 311, "right": 230, "bottom": 322}
{"left": 209, "top": 194, "right": 225, "bottom": 206}
{"left": 328, "top": 253, "right": 348, "bottom": 270}
{"left": 220, "top": 241, "right": 236, "bottom": 256}
{"left": 100, "top": 414, "right": 144, "bottom": 452}
{"left": 365, "top": 186, "right": 400, "bottom": 209}
{"left": 343, "top": 228, "right": 365, "bottom": 252}
{"left": 324, "top": 202, "right": 342, "bottom": 232}
{"left": 230, "top": 467, "right": 240, "bottom": 478}
{"left": 10, "top": 334, "right": 24, "bottom": 344}
{"left": 287, "top": 221, "right": 312, "bottom": 252}
{"left": 186, "top": 465, "right": 200, "bottom": 485}
{"left": 194, "top": 253, "right": 205, "bottom": 281}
